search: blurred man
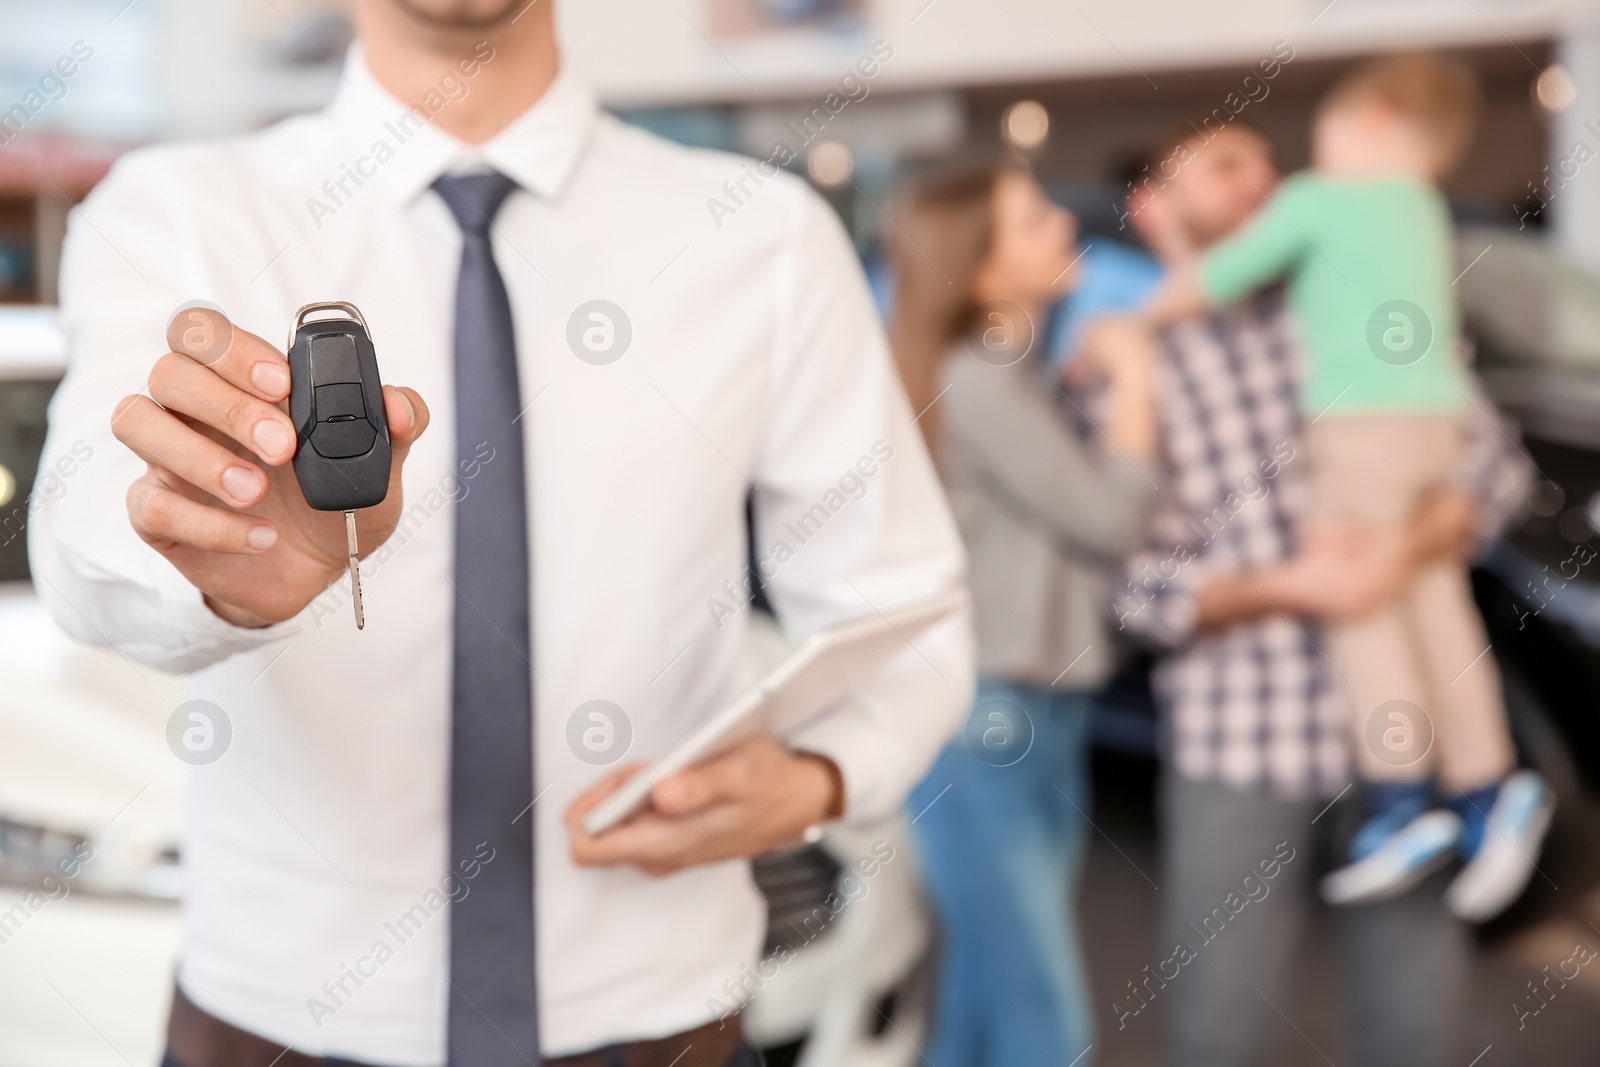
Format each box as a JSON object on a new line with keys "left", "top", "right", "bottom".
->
{"left": 1104, "top": 122, "right": 1530, "bottom": 1067}
{"left": 30, "top": 1, "right": 973, "bottom": 1065}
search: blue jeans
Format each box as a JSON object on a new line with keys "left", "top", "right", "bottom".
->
{"left": 906, "top": 680, "right": 1095, "bottom": 1067}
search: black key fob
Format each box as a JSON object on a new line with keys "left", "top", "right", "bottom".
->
{"left": 287, "top": 302, "right": 391, "bottom": 511}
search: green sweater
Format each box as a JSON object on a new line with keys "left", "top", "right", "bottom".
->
{"left": 1201, "top": 172, "right": 1467, "bottom": 416}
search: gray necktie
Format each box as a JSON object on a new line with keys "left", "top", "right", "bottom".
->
{"left": 432, "top": 171, "right": 540, "bottom": 1066}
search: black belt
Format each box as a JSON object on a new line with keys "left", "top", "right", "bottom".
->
{"left": 164, "top": 983, "right": 749, "bottom": 1067}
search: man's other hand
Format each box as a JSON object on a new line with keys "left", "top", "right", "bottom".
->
{"left": 1197, "top": 490, "right": 1480, "bottom": 632}
{"left": 1274, "top": 489, "right": 1479, "bottom": 623}
{"left": 564, "top": 736, "right": 844, "bottom": 878}
{"left": 1270, "top": 521, "right": 1411, "bottom": 621}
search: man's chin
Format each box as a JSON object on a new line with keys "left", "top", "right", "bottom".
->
{"left": 389, "top": 0, "right": 527, "bottom": 31}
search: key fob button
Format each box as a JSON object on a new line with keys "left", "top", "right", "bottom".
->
{"left": 310, "top": 382, "right": 374, "bottom": 458}
{"left": 308, "top": 333, "right": 363, "bottom": 384}
{"left": 314, "top": 382, "right": 367, "bottom": 420}
{"left": 311, "top": 417, "right": 377, "bottom": 458}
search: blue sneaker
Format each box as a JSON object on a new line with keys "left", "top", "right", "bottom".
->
{"left": 1320, "top": 784, "right": 1462, "bottom": 906}
{"left": 1348, "top": 783, "right": 1431, "bottom": 860}
{"left": 1444, "top": 771, "right": 1555, "bottom": 922}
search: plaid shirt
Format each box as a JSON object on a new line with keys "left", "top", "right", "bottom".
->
{"left": 1116, "top": 287, "right": 1532, "bottom": 799}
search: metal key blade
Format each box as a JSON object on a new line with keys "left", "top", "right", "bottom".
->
{"left": 344, "top": 509, "right": 364, "bottom": 630}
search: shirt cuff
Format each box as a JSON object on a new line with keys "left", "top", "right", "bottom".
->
{"left": 149, "top": 553, "right": 302, "bottom": 668}
{"left": 785, "top": 697, "right": 912, "bottom": 825}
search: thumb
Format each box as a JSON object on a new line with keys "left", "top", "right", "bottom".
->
{"left": 653, "top": 756, "right": 742, "bottom": 815}
{"left": 377, "top": 386, "right": 428, "bottom": 512}
{"left": 384, "top": 385, "right": 429, "bottom": 458}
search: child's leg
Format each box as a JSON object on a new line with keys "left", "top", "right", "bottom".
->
{"left": 1331, "top": 596, "right": 1434, "bottom": 781}
{"left": 1379, "top": 415, "right": 1517, "bottom": 793}
{"left": 1408, "top": 553, "right": 1552, "bottom": 926}
{"left": 1404, "top": 559, "right": 1515, "bottom": 790}
{"left": 1312, "top": 420, "right": 1545, "bottom": 920}
{"left": 1307, "top": 416, "right": 1441, "bottom": 783}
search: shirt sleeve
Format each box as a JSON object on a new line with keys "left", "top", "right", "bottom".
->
{"left": 752, "top": 182, "right": 976, "bottom": 824}
{"left": 943, "top": 355, "right": 1160, "bottom": 561}
{"left": 1453, "top": 371, "right": 1533, "bottom": 554}
{"left": 1200, "top": 176, "right": 1317, "bottom": 307}
{"left": 28, "top": 151, "right": 302, "bottom": 674}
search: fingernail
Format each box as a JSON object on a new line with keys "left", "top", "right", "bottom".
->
{"left": 252, "top": 418, "right": 292, "bottom": 459}
{"left": 247, "top": 524, "right": 277, "bottom": 551}
{"left": 252, "top": 361, "right": 290, "bottom": 396}
{"left": 221, "top": 466, "right": 263, "bottom": 503}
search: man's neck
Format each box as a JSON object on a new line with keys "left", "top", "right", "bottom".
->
{"left": 356, "top": 0, "right": 561, "bottom": 145}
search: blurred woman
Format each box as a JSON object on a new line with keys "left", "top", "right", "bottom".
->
{"left": 891, "top": 164, "right": 1160, "bottom": 1067}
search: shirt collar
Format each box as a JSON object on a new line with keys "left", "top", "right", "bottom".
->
{"left": 328, "top": 41, "right": 597, "bottom": 206}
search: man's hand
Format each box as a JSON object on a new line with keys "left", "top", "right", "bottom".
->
{"left": 112, "top": 309, "right": 429, "bottom": 627}
{"left": 1197, "top": 489, "right": 1481, "bottom": 633}
{"left": 1198, "top": 521, "right": 1409, "bottom": 631}
{"left": 1408, "top": 487, "right": 1477, "bottom": 566}
{"left": 1267, "top": 522, "right": 1412, "bottom": 622}
{"left": 565, "top": 736, "right": 844, "bottom": 878}
{"left": 1271, "top": 489, "right": 1478, "bottom": 623}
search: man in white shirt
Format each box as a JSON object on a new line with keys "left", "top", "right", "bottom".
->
{"left": 29, "top": 1, "right": 972, "bottom": 1064}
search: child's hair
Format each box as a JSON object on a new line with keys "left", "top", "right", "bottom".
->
{"left": 1319, "top": 52, "right": 1481, "bottom": 175}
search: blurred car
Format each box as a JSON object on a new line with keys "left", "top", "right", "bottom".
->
{"left": 0, "top": 306, "right": 186, "bottom": 895}
{"left": 0, "top": 305, "right": 185, "bottom": 1067}
{"left": 1457, "top": 227, "right": 1600, "bottom": 799}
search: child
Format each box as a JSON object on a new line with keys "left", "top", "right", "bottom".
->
{"left": 1146, "top": 53, "right": 1552, "bottom": 921}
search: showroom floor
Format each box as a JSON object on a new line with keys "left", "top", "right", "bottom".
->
{"left": 4, "top": 755, "right": 1597, "bottom": 1067}
{"left": 1081, "top": 749, "right": 1600, "bottom": 1067}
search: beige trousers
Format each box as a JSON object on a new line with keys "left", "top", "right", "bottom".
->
{"left": 1308, "top": 414, "right": 1514, "bottom": 791}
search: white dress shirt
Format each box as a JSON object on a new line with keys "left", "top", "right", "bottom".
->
{"left": 32, "top": 47, "right": 972, "bottom": 1063}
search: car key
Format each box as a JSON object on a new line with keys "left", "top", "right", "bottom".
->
{"left": 286, "top": 301, "right": 391, "bottom": 629}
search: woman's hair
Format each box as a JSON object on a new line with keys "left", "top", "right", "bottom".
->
{"left": 887, "top": 160, "right": 1022, "bottom": 450}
